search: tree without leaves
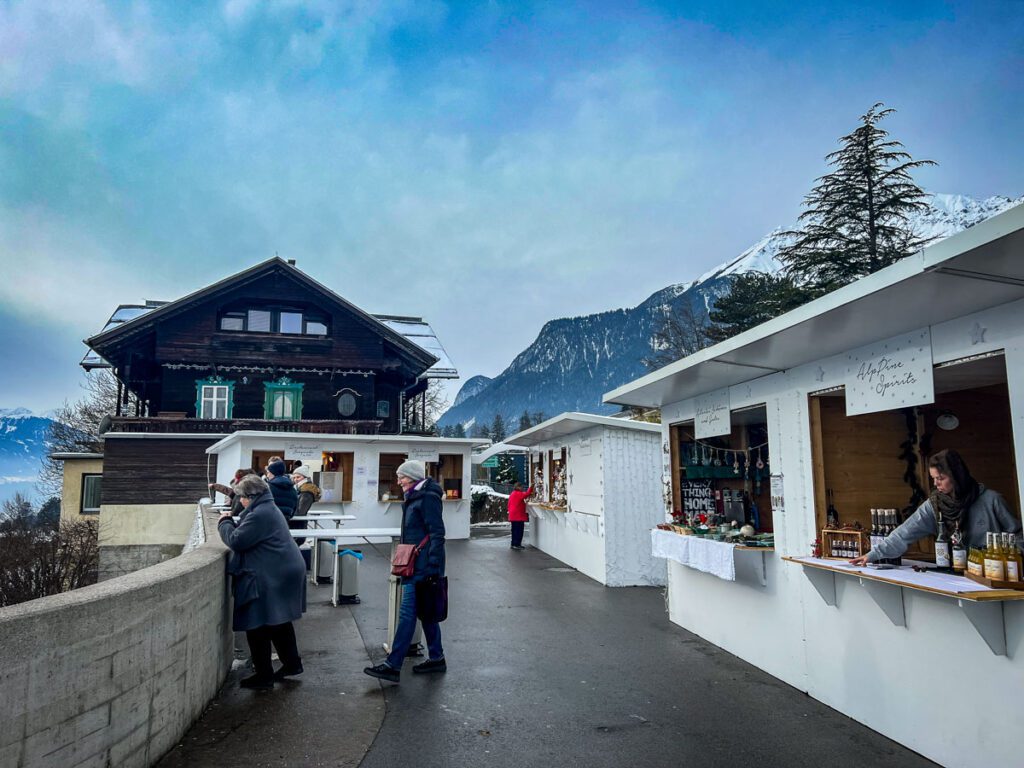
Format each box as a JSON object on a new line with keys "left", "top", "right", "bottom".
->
{"left": 643, "top": 301, "right": 713, "bottom": 371}
{"left": 706, "top": 272, "right": 818, "bottom": 342}
{"left": 779, "top": 103, "right": 937, "bottom": 291}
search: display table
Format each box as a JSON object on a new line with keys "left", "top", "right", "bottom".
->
{"left": 652, "top": 529, "right": 774, "bottom": 584}
{"left": 784, "top": 556, "right": 1024, "bottom": 655}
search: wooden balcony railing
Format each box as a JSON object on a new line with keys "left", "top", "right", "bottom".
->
{"left": 109, "top": 417, "right": 386, "bottom": 435}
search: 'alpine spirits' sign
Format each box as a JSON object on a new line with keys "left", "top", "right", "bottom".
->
{"left": 694, "top": 387, "right": 731, "bottom": 439}
{"left": 845, "top": 328, "right": 934, "bottom": 416}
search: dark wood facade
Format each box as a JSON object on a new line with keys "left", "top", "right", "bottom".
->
{"left": 101, "top": 437, "right": 218, "bottom": 506}
{"left": 85, "top": 259, "right": 437, "bottom": 436}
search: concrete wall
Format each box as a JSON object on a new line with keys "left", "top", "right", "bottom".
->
{"left": 0, "top": 511, "right": 233, "bottom": 768}
{"left": 60, "top": 457, "right": 104, "bottom": 521}
{"left": 98, "top": 504, "right": 196, "bottom": 580}
{"left": 657, "top": 297, "right": 1024, "bottom": 768}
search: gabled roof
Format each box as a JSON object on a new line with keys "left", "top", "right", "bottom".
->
{"left": 81, "top": 301, "right": 167, "bottom": 370}
{"left": 83, "top": 258, "right": 439, "bottom": 373}
{"left": 505, "top": 412, "right": 661, "bottom": 447}
{"left": 373, "top": 315, "right": 459, "bottom": 379}
{"left": 603, "top": 201, "right": 1024, "bottom": 408}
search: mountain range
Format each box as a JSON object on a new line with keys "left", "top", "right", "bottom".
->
{"left": 0, "top": 408, "right": 54, "bottom": 504}
{"left": 439, "top": 192, "right": 1023, "bottom": 431}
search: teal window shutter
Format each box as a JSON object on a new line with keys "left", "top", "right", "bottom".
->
{"left": 263, "top": 378, "right": 304, "bottom": 420}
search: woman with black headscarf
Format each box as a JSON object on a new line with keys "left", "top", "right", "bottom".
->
{"left": 851, "top": 449, "right": 1021, "bottom": 565}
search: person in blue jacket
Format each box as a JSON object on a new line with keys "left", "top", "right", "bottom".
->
{"left": 364, "top": 460, "right": 447, "bottom": 684}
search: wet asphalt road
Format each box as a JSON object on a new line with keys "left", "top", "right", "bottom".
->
{"left": 350, "top": 528, "right": 937, "bottom": 768}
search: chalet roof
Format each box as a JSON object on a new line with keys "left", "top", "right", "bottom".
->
{"left": 603, "top": 202, "right": 1024, "bottom": 408}
{"left": 373, "top": 315, "right": 458, "bottom": 379}
{"left": 505, "top": 412, "right": 661, "bottom": 447}
{"left": 82, "top": 258, "right": 441, "bottom": 375}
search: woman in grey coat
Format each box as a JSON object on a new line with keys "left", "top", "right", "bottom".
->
{"left": 852, "top": 449, "right": 1021, "bottom": 565}
{"left": 218, "top": 475, "right": 307, "bottom": 689}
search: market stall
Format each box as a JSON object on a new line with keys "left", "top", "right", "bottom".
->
{"left": 506, "top": 412, "right": 664, "bottom": 586}
{"left": 603, "top": 203, "right": 1024, "bottom": 768}
{"left": 206, "top": 431, "right": 488, "bottom": 539}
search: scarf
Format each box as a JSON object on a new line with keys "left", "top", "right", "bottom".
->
{"left": 929, "top": 449, "right": 979, "bottom": 536}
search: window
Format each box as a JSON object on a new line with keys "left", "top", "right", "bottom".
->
{"left": 378, "top": 453, "right": 408, "bottom": 500}
{"left": 195, "top": 378, "right": 234, "bottom": 419}
{"left": 218, "top": 307, "right": 330, "bottom": 335}
{"left": 279, "top": 311, "right": 303, "bottom": 334}
{"left": 305, "top": 318, "right": 328, "bottom": 335}
{"left": 220, "top": 312, "right": 245, "bottom": 331}
{"left": 81, "top": 474, "right": 102, "bottom": 514}
{"left": 264, "top": 379, "right": 303, "bottom": 420}
{"left": 247, "top": 309, "right": 272, "bottom": 332}
{"left": 377, "top": 400, "right": 390, "bottom": 418}
{"left": 337, "top": 392, "right": 358, "bottom": 417}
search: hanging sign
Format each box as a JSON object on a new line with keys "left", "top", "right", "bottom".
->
{"left": 481, "top": 456, "right": 499, "bottom": 468}
{"left": 694, "top": 388, "right": 731, "bottom": 439}
{"left": 408, "top": 447, "right": 439, "bottom": 464}
{"left": 845, "top": 328, "right": 934, "bottom": 416}
{"left": 285, "top": 442, "right": 321, "bottom": 461}
{"left": 679, "top": 479, "right": 716, "bottom": 517}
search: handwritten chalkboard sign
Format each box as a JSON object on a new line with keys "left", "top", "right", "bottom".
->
{"left": 679, "top": 479, "right": 716, "bottom": 517}
{"left": 694, "top": 387, "right": 731, "bottom": 438}
{"left": 845, "top": 329, "right": 934, "bottom": 416}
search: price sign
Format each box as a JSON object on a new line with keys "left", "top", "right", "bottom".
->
{"left": 694, "top": 388, "right": 731, "bottom": 438}
{"left": 845, "top": 329, "right": 934, "bottom": 416}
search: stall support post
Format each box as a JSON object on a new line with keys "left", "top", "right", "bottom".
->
{"left": 803, "top": 566, "right": 837, "bottom": 606}
{"left": 957, "top": 599, "right": 1007, "bottom": 656}
{"left": 858, "top": 578, "right": 906, "bottom": 627}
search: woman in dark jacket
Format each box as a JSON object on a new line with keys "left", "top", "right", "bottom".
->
{"left": 218, "top": 475, "right": 307, "bottom": 689}
{"left": 364, "top": 460, "right": 446, "bottom": 684}
{"left": 266, "top": 458, "right": 301, "bottom": 543}
{"left": 209, "top": 468, "right": 250, "bottom": 517}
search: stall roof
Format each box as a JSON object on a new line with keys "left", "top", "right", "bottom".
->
{"left": 604, "top": 202, "right": 1024, "bottom": 408}
{"left": 373, "top": 315, "right": 459, "bottom": 379}
{"left": 472, "top": 442, "right": 530, "bottom": 464}
{"left": 205, "top": 430, "right": 490, "bottom": 455}
{"left": 505, "top": 412, "right": 661, "bottom": 447}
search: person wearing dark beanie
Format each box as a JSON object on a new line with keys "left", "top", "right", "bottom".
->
{"left": 266, "top": 459, "right": 298, "bottom": 524}
{"left": 268, "top": 459, "right": 287, "bottom": 477}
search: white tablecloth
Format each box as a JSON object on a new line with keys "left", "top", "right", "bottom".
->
{"left": 651, "top": 529, "right": 736, "bottom": 581}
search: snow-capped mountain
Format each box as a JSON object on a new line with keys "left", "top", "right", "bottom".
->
{"left": 0, "top": 408, "right": 54, "bottom": 503}
{"left": 453, "top": 375, "right": 493, "bottom": 407}
{"left": 439, "top": 193, "right": 1021, "bottom": 431}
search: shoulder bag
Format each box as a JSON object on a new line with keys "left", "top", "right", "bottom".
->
{"left": 391, "top": 535, "right": 430, "bottom": 578}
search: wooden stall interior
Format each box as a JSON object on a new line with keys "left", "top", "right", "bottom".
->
{"left": 669, "top": 406, "right": 773, "bottom": 532}
{"left": 250, "top": 450, "right": 300, "bottom": 475}
{"left": 427, "top": 454, "right": 464, "bottom": 499}
{"left": 529, "top": 452, "right": 545, "bottom": 500}
{"left": 377, "top": 452, "right": 408, "bottom": 500}
{"left": 319, "top": 451, "right": 354, "bottom": 501}
{"left": 808, "top": 351, "right": 1020, "bottom": 558}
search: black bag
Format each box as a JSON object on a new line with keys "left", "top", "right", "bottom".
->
{"left": 415, "top": 576, "right": 448, "bottom": 623}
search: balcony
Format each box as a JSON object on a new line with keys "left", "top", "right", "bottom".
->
{"left": 109, "top": 416, "right": 385, "bottom": 435}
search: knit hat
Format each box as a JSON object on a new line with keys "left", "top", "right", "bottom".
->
{"left": 267, "top": 459, "right": 287, "bottom": 477}
{"left": 292, "top": 464, "right": 312, "bottom": 479}
{"left": 396, "top": 460, "right": 425, "bottom": 482}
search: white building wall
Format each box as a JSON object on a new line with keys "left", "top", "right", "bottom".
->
{"left": 658, "top": 296, "right": 1024, "bottom": 768}
{"left": 602, "top": 427, "right": 666, "bottom": 587}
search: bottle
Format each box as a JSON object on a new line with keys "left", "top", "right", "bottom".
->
{"left": 869, "top": 509, "right": 879, "bottom": 551}
{"left": 826, "top": 489, "right": 839, "bottom": 529}
{"left": 967, "top": 546, "right": 984, "bottom": 577}
{"left": 1004, "top": 533, "right": 1021, "bottom": 583}
{"left": 984, "top": 532, "right": 1006, "bottom": 582}
{"left": 934, "top": 518, "right": 951, "bottom": 570}
{"left": 951, "top": 525, "right": 967, "bottom": 574}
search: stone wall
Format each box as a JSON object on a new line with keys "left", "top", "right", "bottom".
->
{"left": 0, "top": 511, "right": 232, "bottom": 768}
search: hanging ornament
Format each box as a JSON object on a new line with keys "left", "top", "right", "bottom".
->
{"left": 714, "top": 449, "right": 722, "bottom": 467}
{"left": 756, "top": 446, "right": 765, "bottom": 470}
{"left": 733, "top": 452, "right": 740, "bottom": 474}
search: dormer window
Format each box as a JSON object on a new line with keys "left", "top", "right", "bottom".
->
{"left": 218, "top": 307, "right": 329, "bottom": 336}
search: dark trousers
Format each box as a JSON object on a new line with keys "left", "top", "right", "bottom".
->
{"left": 246, "top": 622, "right": 301, "bottom": 680}
{"left": 511, "top": 520, "right": 525, "bottom": 547}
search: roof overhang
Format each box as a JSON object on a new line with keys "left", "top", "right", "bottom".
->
{"left": 205, "top": 430, "right": 491, "bottom": 454}
{"left": 604, "top": 202, "right": 1024, "bottom": 408}
{"left": 472, "top": 442, "right": 530, "bottom": 463}
{"left": 505, "top": 411, "right": 662, "bottom": 447}
{"left": 49, "top": 452, "right": 104, "bottom": 460}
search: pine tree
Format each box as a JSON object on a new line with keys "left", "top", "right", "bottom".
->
{"left": 452, "top": 423, "right": 466, "bottom": 439}
{"left": 491, "top": 414, "right": 507, "bottom": 442}
{"left": 706, "top": 272, "right": 817, "bottom": 342}
{"left": 532, "top": 411, "right": 546, "bottom": 427}
{"left": 518, "top": 411, "right": 532, "bottom": 433}
{"left": 495, "top": 454, "right": 519, "bottom": 485}
{"left": 779, "top": 103, "right": 936, "bottom": 290}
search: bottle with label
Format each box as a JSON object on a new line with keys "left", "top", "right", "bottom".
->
{"left": 951, "top": 525, "right": 967, "bottom": 574}
{"left": 934, "top": 516, "right": 951, "bottom": 570}
{"left": 1004, "top": 533, "right": 1021, "bottom": 583}
{"left": 983, "top": 532, "right": 1007, "bottom": 582}
{"left": 967, "top": 546, "right": 985, "bottom": 577}
{"left": 869, "top": 509, "right": 879, "bottom": 551}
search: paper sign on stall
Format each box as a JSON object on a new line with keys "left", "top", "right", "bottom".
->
{"left": 694, "top": 388, "right": 731, "bottom": 438}
{"left": 845, "top": 329, "right": 934, "bottom": 416}
{"left": 408, "top": 448, "right": 439, "bottom": 464}
{"left": 285, "top": 442, "right": 321, "bottom": 461}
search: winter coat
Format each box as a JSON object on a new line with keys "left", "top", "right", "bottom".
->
{"left": 400, "top": 478, "right": 446, "bottom": 583}
{"left": 508, "top": 487, "right": 533, "bottom": 522}
{"left": 268, "top": 474, "right": 298, "bottom": 519}
{"left": 218, "top": 490, "right": 307, "bottom": 631}
{"left": 295, "top": 481, "right": 322, "bottom": 516}
{"left": 868, "top": 486, "right": 1022, "bottom": 562}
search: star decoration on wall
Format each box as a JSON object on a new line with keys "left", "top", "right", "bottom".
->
{"left": 970, "top": 322, "right": 987, "bottom": 345}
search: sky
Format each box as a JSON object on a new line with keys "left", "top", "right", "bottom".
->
{"left": 1, "top": 0, "right": 1022, "bottom": 413}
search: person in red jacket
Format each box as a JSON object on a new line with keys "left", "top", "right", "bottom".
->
{"left": 507, "top": 482, "right": 533, "bottom": 550}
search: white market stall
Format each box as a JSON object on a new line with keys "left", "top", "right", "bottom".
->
{"left": 603, "top": 203, "right": 1024, "bottom": 768}
{"left": 206, "top": 431, "right": 488, "bottom": 539}
{"left": 506, "top": 412, "right": 665, "bottom": 587}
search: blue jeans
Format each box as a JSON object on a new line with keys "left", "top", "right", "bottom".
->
{"left": 386, "top": 581, "right": 443, "bottom": 669}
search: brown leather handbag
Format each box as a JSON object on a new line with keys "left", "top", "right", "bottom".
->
{"left": 391, "top": 535, "right": 430, "bottom": 578}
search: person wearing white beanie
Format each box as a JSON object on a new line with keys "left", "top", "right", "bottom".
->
{"left": 395, "top": 460, "right": 425, "bottom": 483}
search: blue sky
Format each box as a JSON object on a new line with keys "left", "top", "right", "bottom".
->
{"left": 1, "top": 0, "right": 1021, "bottom": 413}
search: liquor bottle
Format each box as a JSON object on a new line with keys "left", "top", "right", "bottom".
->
{"left": 951, "top": 525, "right": 967, "bottom": 574}
{"left": 967, "top": 546, "right": 984, "bottom": 577}
{"left": 869, "top": 509, "right": 879, "bottom": 551}
{"left": 934, "top": 520, "right": 951, "bottom": 570}
{"left": 983, "top": 532, "right": 1006, "bottom": 582}
{"left": 826, "top": 489, "right": 839, "bottom": 528}
{"left": 1004, "top": 533, "right": 1021, "bottom": 583}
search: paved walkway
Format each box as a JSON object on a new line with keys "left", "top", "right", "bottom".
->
{"left": 163, "top": 528, "right": 937, "bottom": 768}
